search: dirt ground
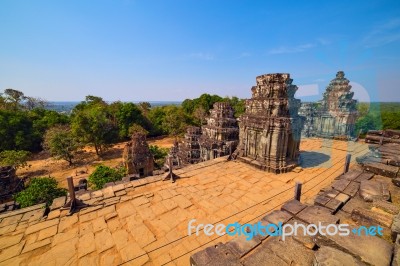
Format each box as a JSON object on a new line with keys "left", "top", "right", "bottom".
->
{"left": 17, "top": 136, "right": 176, "bottom": 189}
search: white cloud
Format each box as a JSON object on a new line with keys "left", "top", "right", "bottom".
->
{"left": 268, "top": 43, "right": 315, "bottom": 55}
{"left": 363, "top": 18, "right": 400, "bottom": 48}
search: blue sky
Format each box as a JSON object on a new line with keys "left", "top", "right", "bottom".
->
{"left": 0, "top": 0, "right": 399, "bottom": 102}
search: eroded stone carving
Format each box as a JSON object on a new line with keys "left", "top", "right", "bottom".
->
{"left": 233, "top": 73, "right": 303, "bottom": 173}
{"left": 299, "top": 71, "right": 358, "bottom": 139}
{"left": 199, "top": 102, "right": 239, "bottom": 161}
{"left": 123, "top": 133, "right": 154, "bottom": 177}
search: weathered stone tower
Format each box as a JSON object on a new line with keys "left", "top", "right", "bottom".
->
{"left": 199, "top": 102, "right": 239, "bottom": 161}
{"left": 123, "top": 133, "right": 154, "bottom": 177}
{"left": 234, "top": 73, "right": 302, "bottom": 173}
{"left": 177, "top": 126, "right": 202, "bottom": 164}
{"left": 313, "top": 71, "right": 358, "bottom": 138}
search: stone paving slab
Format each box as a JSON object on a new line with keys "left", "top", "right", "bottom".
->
{"left": 315, "top": 228, "right": 393, "bottom": 266}
{"left": 351, "top": 207, "right": 393, "bottom": 228}
{"left": 314, "top": 246, "right": 367, "bottom": 265}
{"left": 359, "top": 180, "right": 391, "bottom": 202}
{"left": 0, "top": 138, "right": 371, "bottom": 265}
{"left": 281, "top": 200, "right": 307, "bottom": 216}
{"left": 0, "top": 203, "right": 45, "bottom": 220}
{"left": 297, "top": 205, "right": 340, "bottom": 226}
{"left": 263, "top": 235, "right": 314, "bottom": 265}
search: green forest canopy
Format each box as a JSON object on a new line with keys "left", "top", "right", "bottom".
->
{"left": 0, "top": 89, "right": 399, "bottom": 155}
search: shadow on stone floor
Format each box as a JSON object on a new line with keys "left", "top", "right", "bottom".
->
{"left": 300, "top": 151, "right": 331, "bottom": 168}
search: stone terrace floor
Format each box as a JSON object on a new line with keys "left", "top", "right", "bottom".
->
{"left": 0, "top": 138, "right": 369, "bottom": 266}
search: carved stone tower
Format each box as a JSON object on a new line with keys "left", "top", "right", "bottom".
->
{"left": 123, "top": 133, "right": 154, "bottom": 177}
{"left": 234, "top": 73, "right": 302, "bottom": 173}
{"left": 199, "top": 102, "right": 239, "bottom": 161}
{"left": 313, "top": 71, "right": 358, "bottom": 138}
{"left": 178, "top": 126, "right": 202, "bottom": 164}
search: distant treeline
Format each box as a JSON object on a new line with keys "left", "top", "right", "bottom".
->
{"left": 0, "top": 88, "right": 399, "bottom": 156}
{"left": 0, "top": 89, "right": 245, "bottom": 155}
{"left": 355, "top": 102, "right": 400, "bottom": 135}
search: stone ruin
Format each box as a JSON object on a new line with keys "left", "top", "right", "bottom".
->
{"left": 176, "top": 126, "right": 202, "bottom": 164}
{"left": 199, "top": 102, "right": 239, "bottom": 160}
{"left": 233, "top": 73, "right": 303, "bottom": 173}
{"left": 171, "top": 102, "right": 240, "bottom": 165}
{"left": 298, "top": 102, "right": 317, "bottom": 138}
{"left": 299, "top": 71, "right": 358, "bottom": 139}
{"left": 0, "top": 166, "right": 23, "bottom": 211}
{"left": 122, "top": 132, "right": 154, "bottom": 177}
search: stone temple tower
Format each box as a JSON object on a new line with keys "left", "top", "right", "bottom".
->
{"left": 234, "top": 73, "right": 303, "bottom": 173}
{"left": 123, "top": 133, "right": 154, "bottom": 177}
{"left": 199, "top": 102, "right": 239, "bottom": 161}
{"left": 313, "top": 71, "right": 358, "bottom": 138}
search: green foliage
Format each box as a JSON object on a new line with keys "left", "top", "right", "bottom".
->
{"left": 149, "top": 145, "right": 169, "bottom": 168}
{"left": 112, "top": 102, "right": 147, "bottom": 139}
{"left": 88, "top": 165, "right": 126, "bottom": 190}
{"left": 138, "top": 102, "right": 151, "bottom": 115}
{"left": 0, "top": 89, "right": 69, "bottom": 152}
{"left": 14, "top": 177, "right": 67, "bottom": 208}
{"left": 223, "top": 96, "right": 246, "bottom": 118}
{"left": 43, "top": 125, "right": 81, "bottom": 165}
{"left": 182, "top": 93, "right": 224, "bottom": 114}
{"left": 71, "top": 96, "right": 117, "bottom": 156}
{"left": 0, "top": 109, "right": 36, "bottom": 151}
{"left": 128, "top": 123, "right": 149, "bottom": 136}
{"left": 382, "top": 111, "right": 400, "bottom": 130}
{"left": 181, "top": 94, "right": 245, "bottom": 123}
{"left": 148, "top": 107, "right": 167, "bottom": 135}
{"left": 162, "top": 106, "right": 187, "bottom": 136}
{"left": 0, "top": 150, "right": 31, "bottom": 170}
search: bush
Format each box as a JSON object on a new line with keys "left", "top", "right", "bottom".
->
{"left": 14, "top": 177, "right": 67, "bottom": 208}
{"left": 149, "top": 145, "right": 169, "bottom": 168}
{"left": 0, "top": 150, "right": 31, "bottom": 170}
{"left": 88, "top": 165, "right": 126, "bottom": 190}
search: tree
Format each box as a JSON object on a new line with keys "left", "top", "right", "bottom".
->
{"left": 224, "top": 96, "right": 246, "bottom": 118}
{"left": 0, "top": 110, "right": 36, "bottom": 151}
{"left": 112, "top": 102, "right": 146, "bottom": 139}
{"left": 182, "top": 93, "right": 224, "bottom": 115}
{"left": 0, "top": 150, "right": 30, "bottom": 170}
{"left": 88, "top": 165, "right": 125, "bottom": 190}
{"left": 148, "top": 107, "right": 167, "bottom": 135}
{"left": 138, "top": 102, "right": 151, "bottom": 115}
{"left": 193, "top": 107, "right": 207, "bottom": 125}
{"left": 162, "top": 106, "right": 187, "bottom": 136}
{"left": 3, "top": 89, "right": 25, "bottom": 110}
{"left": 149, "top": 145, "right": 169, "bottom": 168}
{"left": 128, "top": 123, "right": 149, "bottom": 136}
{"left": 14, "top": 177, "right": 67, "bottom": 208}
{"left": 43, "top": 125, "right": 81, "bottom": 165}
{"left": 23, "top": 96, "right": 47, "bottom": 110}
{"left": 71, "top": 96, "right": 117, "bottom": 156}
